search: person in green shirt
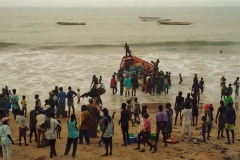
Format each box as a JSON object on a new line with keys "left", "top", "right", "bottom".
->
{"left": 224, "top": 92, "right": 233, "bottom": 108}
{"left": 10, "top": 89, "right": 20, "bottom": 120}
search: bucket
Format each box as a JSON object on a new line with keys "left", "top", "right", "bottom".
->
{"left": 149, "top": 133, "right": 156, "bottom": 141}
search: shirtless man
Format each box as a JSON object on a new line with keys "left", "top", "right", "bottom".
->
{"left": 174, "top": 91, "right": 184, "bottom": 125}
{"left": 225, "top": 103, "right": 236, "bottom": 144}
{"left": 124, "top": 43, "right": 132, "bottom": 59}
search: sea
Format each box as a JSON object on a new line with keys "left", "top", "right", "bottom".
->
{"left": 0, "top": 7, "right": 240, "bottom": 111}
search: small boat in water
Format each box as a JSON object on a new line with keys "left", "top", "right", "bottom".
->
{"left": 56, "top": 22, "right": 86, "bottom": 25}
{"left": 159, "top": 22, "right": 191, "bottom": 25}
{"left": 119, "top": 55, "right": 155, "bottom": 84}
{"left": 139, "top": 16, "right": 160, "bottom": 20}
{"left": 157, "top": 19, "right": 172, "bottom": 22}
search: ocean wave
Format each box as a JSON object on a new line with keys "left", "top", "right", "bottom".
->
{"left": 0, "top": 40, "right": 239, "bottom": 50}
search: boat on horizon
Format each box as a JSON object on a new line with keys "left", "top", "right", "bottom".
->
{"left": 159, "top": 21, "right": 191, "bottom": 25}
{"left": 56, "top": 22, "right": 86, "bottom": 25}
{"left": 139, "top": 16, "right": 160, "bottom": 20}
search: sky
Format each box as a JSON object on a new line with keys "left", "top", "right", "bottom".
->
{"left": 0, "top": 0, "right": 239, "bottom": 7}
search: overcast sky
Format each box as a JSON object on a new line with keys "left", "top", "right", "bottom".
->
{"left": 1, "top": 0, "right": 239, "bottom": 7}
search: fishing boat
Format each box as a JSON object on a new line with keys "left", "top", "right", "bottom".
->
{"left": 139, "top": 16, "right": 160, "bottom": 20}
{"left": 56, "top": 22, "right": 86, "bottom": 25}
{"left": 156, "top": 19, "right": 172, "bottom": 22}
{"left": 119, "top": 55, "right": 155, "bottom": 84}
{"left": 159, "top": 22, "right": 191, "bottom": 25}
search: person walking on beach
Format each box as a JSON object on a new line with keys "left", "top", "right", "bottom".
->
{"left": 79, "top": 105, "right": 91, "bottom": 144}
{"left": 10, "top": 89, "right": 20, "bottom": 120}
{"left": 174, "top": 91, "right": 184, "bottom": 125}
{"left": 166, "top": 103, "right": 173, "bottom": 138}
{"left": 66, "top": 87, "right": 77, "bottom": 117}
{"left": 138, "top": 113, "right": 154, "bottom": 153}
{"left": 215, "top": 100, "right": 227, "bottom": 139}
{"left": 0, "top": 117, "right": 14, "bottom": 160}
{"left": 132, "top": 98, "right": 141, "bottom": 124}
{"left": 180, "top": 104, "right": 192, "bottom": 141}
{"left": 64, "top": 114, "right": 79, "bottom": 157}
{"left": 102, "top": 110, "right": 114, "bottom": 156}
{"left": 124, "top": 75, "right": 132, "bottom": 97}
{"left": 36, "top": 109, "right": 46, "bottom": 148}
{"left": 119, "top": 103, "right": 130, "bottom": 146}
{"left": 153, "top": 105, "right": 168, "bottom": 153}
{"left": 29, "top": 106, "right": 39, "bottom": 143}
{"left": 41, "top": 113, "right": 60, "bottom": 158}
{"left": 192, "top": 80, "right": 201, "bottom": 105}
{"left": 225, "top": 103, "right": 236, "bottom": 144}
{"left": 199, "top": 77, "right": 205, "bottom": 94}
{"left": 21, "top": 95, "right": 27, "bottom": 117}
{"left": 227, "top": 84, "right": 233, "bottom": 96}
{"left": 201, "top": 116, "right": 207, "bottom": 142}
{"left": 16, "top": 110, "right": 28, "bottom": 146}
{"left": 191, "top": 94, "right": 198, "bottom": 126}
{"left": 207, "top": 106, "right": 214, "bottom": 140}
{"left": 86, "top": 98, "right": 99, "bottom": 138}
{"left": 221, "top": 83, "right": 227, "bottom": 100}
{"left": 193, "top": 74, "right": 198, "bottom": 84}
{"left": 123, "top": 43, "right": 132, "bottom": 59}
{"left": 110, "top": 75, "right": 118, "bottom": 95}
{"left": 179, "top": 74, "right": 183, "bottom": 84}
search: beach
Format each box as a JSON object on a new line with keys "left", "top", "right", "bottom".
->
{"left": 1, "top": 7, "right": 240, "bottom": 160}
{"left": 4, "top": 102, "right": 240, "bottom": 160}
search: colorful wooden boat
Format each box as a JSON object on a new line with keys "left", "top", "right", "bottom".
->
{"left": 119, "top": 55, "right": 155, "bottom": 81}
{"left": 56, "top": 22, "right": 86, "bottom": 25}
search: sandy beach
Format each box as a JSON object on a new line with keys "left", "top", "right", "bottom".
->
{"left": 3, "top": 101, "right": 239, "bottom": 160}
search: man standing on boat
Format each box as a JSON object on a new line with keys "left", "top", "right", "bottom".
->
{"left": 123, "top": 43, "right": 132, "bottom": 59}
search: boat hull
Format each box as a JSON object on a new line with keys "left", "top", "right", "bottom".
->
{"left": 56, "top": 22, "right": 86, "bottom": 25}
{"left": 160, "top": 22, "right": 191, "bottom": 25}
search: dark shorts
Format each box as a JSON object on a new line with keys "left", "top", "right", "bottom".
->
{"left": 218, "top": 116, "right": 225, "bottom": 129}
{"left": 103, "top": 137, "right": 112, "bottom": 144}
{"left": 12, "top": 108, "right": 20, "bottom": 115}
{"left": 175, "top": 105, "right": 183, "bottom": 113}
{"left": 67, "top": 101, "right": 74, "bottom": 107}
{"left": 19, "top": 127, "right": 27, "bottom": 136}
{"left": 156, "top": 122, "right": 166, "bottom": 133}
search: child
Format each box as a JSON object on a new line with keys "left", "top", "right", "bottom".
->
{"left": 202, "top": 116, "right": 207, "bottom": 142}
{"left": 207, "top": 106, "right": 214, "bottom": 140}
{"left": 16, "top": 110, "right": 28, "bottom": 146}
{"left": 77, "top": 88, "right": 80, "bottom": 104}
{"left": 235, "top": 85, "right": 239, "bottom": 99}
{"left": 102, "top": 112, "right": 114, "bottom": 156}
{"left": 126, "top": 98, "right": 134, "bottom": 126}
{"left": 21, "top": 95, "right": 27, "bottom": 117}
{"left": 56, "top": 120, "right": 62, "bottom": 139}
{"left": 179, "top": 74, "right": 183, "bottom": 84}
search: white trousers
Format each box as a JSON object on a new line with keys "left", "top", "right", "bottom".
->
{"left": 2, "top": 145, "right": 12, "bottom": 160}
{"left": 181, "top": 123, "right": 191, "bottom": 140}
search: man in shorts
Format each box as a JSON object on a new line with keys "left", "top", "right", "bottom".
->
{"left": 224, "top": 103, "right": 236, "bottom": 144}
{"left": 192, "top": 80, "right": 201, "bottom": 105}
{"left": 67, "top": 87, "right": 77, "bottom": 117}
{"left": 174, "top": 91, "right": 184, "bottom": 125}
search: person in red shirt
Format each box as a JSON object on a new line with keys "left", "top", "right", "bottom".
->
{"left": 110, "top": 75, "right": 118, "bottom": 95}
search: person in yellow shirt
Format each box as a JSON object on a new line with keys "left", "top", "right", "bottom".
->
{"left": 21, "top": 95, "right": 27, "bottom": 117}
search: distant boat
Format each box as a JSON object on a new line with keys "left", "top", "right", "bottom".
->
{"left": 139, "top": 16, "right": 160, "bottom": 20}
{"left": 157, "top": 19, "right": 172, "bottom": 22}
{"left": 159, "top": 22, "right": 191, "bottom": 25}
{"left": 56, "top": 22, "right": 86, "bottom": 25}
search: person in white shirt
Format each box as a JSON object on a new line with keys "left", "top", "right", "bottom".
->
{"left": 16, "top": 110, "right": 28, "bottom": 146}
{"left": 40, "top": 113, "right": 60, "bottom": 158}
{"left": 36, "top": 110, "right": 46, "bottom": 148}
{"left": 181, "top": 104, "right": 192, "bottom": 141}
{"left": 0, "top": 117, "right": 14, "bottom": 160}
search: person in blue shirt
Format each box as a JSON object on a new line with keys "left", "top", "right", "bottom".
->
{"left": 191, "top": 80, "right": 201, "bottom": 105}
{"left": 67, "top": 87, "right": 77, "bottom": 117}
{"left": 58, "top": 87, "right": 67, "bottom": 118}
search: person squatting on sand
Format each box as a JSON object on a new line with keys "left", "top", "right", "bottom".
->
{"left": 64, "top": 114, "right": 79, "bottom": 157}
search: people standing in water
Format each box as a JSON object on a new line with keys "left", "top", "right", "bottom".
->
{"left": 193, "top": 74, "right": 198, "bottom": 84}
{"left": 227, "top": 84, "right": 233, "bottom": 96}
{"left": 110, "top": 75, "right": 118, "bottom": 95}
{"left": 21, "top": 95, "right": 27, "bottom": 117}
{"left": 131, "top": 73, "right": 139, "bottom": 97}
{"left": 90, "top": 75, "right": 99, "bottom": 89}
{"left": 66, "top": 87, "right": 77, "bottom": 117}
{"left": 119, "top": 75, "right": 124, "bottom": 96}
{"left": 199, "top": 77, "right": 205, "bottom": 94}
{"left": 10, "top": 89, "right": 20, "bottom": 120}
{"left": 64, "top": 114, "right": 79, "bottom": 157}
{"left": 192, "top": 80, "right": 201, "bottom": 105}
{"left": 163, "top": 75, "right": 169, "bottom": 95}
{"left": 174, "top": 91, "right": 184, "bottom": 125}
{"left": 215, "top": 100, "right": 227, "bottom": 139}
{"left": 221, "top": 82, "right": 227, "bottom": 100}
{"left": 220, "top": 76, "right": 226, "bottom": 86}
{"left": 235, "top": 85, "right": 239, "bottom": 99}
{"left": 225, "top": 103, "right": 236, "bottom": 144}
{"left": 123, "top": 43, "right": 132, "bottom": 59}
{"left": 179, "top": 74, "right": 183, "bottom": 84}
{"left": 119, "top": 103, "right": 130, "bottom": 146}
